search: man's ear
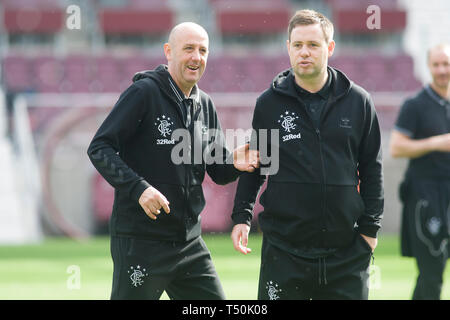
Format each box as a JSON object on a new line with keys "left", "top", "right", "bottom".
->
{"left": 286, "top": 39, "right": 290, "bottom": 54}
{"left": 163, "top": 43, "right": 171, "bottom": 61}
{"left": 328, "top": 40, "right": 335, "bottom": 58}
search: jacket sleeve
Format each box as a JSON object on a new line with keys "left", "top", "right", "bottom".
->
{"left": 356, "top": 95, "right": 384, "bottom": 238}
{"left": 231, "top": 100, "right": 267, "bottom": 226}
{"left": 87, "top": 83, "right": 151, "bottom": 202}
{"left": 205, "top": 101, "right": 242, "bottom": 185}
{"left": 231, "top": 170, "right": 266, "bottom": 226}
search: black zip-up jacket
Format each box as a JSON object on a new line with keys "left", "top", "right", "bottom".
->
{"left": 232, "top": 67, "right": 384, "bottom": 249}
{"left": 87, "top": 64, "right": 240, "bottom": 241}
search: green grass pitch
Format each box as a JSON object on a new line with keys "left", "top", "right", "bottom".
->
{"left": 0, "top": 233, "right": 448, "bottom": 300}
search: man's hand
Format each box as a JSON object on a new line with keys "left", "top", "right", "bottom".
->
{"left": 233, "top": 144, "right": 260, "bottom": 172}
{"left": 138, "top": 186, "right": 170, "bottom": 220}
{"left": 231, "top": 224, "right": 252, "bottom": 255}
{"left": 360, "top": 234, "right": 377, "bottom": 252}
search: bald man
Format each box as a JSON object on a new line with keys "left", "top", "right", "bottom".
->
{"left": 390, "top": 43, "right": 450, "bottom": 300}
{"left": 88, "top": 22, "right": 259, "bottom": 300}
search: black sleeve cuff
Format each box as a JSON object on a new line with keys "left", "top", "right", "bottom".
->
{"left": 130, "top": 180, "right": 151, "bottom": 202}
{"left": 357, "top": 224, "right": 380, "bottom": 238}
{"left": 231, "top": 212, "right": 253, "bottom": 227}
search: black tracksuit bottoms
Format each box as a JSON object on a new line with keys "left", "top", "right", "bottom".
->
{"left": 110, "top": 235, "right": 225, "bottom": 300}
{"left": 400, "top": 179, "right": 450, "bottom": 300}
{"left": 258, "top": 233, "right": 374, "bottom": 300}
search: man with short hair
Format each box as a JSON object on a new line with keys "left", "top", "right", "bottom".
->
{"left": 390, "top": 43, "right": 450, "bottom": 300}
{"left": 231, "top": 9, "right": 384, "bottom": 300}
{"left": 88, "top": 22, "right": 258, "bottom": 300}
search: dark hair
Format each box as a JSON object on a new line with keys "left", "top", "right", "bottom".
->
{"left": 288, "top": 9, "right": 334, "bottom": 43}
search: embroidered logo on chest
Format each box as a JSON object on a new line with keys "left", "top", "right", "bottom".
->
{"left": 339, "top": 117, "right": 352, "bottom": 128}
{"left": 155, "top": 115, "right": 175, "bottom": 145}
{"left": 155, "top": 115, "right": 174, "bottom": 137}
{"left": 278, "top": 111, "right": 301, "bottom": 142}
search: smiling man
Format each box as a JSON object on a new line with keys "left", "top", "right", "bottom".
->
{"left": 165, "top": 23, "right": 208, "bottom": 97}
{"left": 390, "top": 43, "right": 450, "bottom": 300}
{"left": 87, "top": 22, "right": 259, "bottom": 300}
{"left": 230, "top": 10, "right": 384, "bottom": 300}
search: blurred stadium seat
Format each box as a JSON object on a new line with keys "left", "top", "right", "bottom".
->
{"left": 327, "top": 0, "right": 406, "bottom": 33}
{"left": 91, "top": 55, "right": 123, "bottom": 92}
{"left": 326, "top": 0, "right": 399, "bottom": 9}
{"left": 2, "top": 52, "right": 422, "bottom": 95}
{"left": 2, "top": 55, "right": 32, "bottom": 92}
{"left": 212, "top": 0, "right": 292, "bottom": 35}
{"left": 2, "top": 0, "right": 63, "bottom": 34}
{"left": 63, "top": 55, "right": 95, "bottom": 93}
{"left": 99, "top": 0, "right": 173, "bottom": 35}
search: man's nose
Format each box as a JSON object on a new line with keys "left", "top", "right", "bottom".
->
{"left": 299, "top": 47, "right": 310, "bottom": 57}
{"left": 191, "top": 49, "right": 201, "bottom": 61}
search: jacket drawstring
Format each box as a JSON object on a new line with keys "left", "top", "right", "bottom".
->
{"left": 318, "top": 257, "right": 321, "bottom": 285}
{"left": 318, "top": 257, "right": 328, "bottom": 285}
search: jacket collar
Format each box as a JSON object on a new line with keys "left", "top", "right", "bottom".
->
{"left": 133, "top": 64, "right": 201, "bottom": 104}
{"left": 167, "top": 73, "right": 200, "bottom": 103}
{"left": 292, "top": 69, "right": 332, "bottom": 100}
{"left": 425, "top": 85, "right": 450, "bottom": 107}
{"left": 272, "top": 66, "right": 352, "bottom": 102}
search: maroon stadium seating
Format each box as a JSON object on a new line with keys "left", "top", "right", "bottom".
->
{"left": 99, "top": 0, "right": 173, "bottom": 35}
{"left": 211, "top": 0, "right": 292, "bottom": 35}
{"left": 326, "top": 0, "right": 406, "bottom": 33}
{"left": 2, "top": 0, "right": 63, "bottom": 34}
{"left": 2, "top": 53, "right": 422, "bottom": 94}
{"left": 2, "top": 55, "right": 32, "bottom": 92}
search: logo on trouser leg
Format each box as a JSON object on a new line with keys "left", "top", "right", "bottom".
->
{"left": 266, "top": 281, "right": 282, "bottom": 300}
{"left": 427, "top": 217, "right": 442, "bottom": 236}
{"left": 366, "top": 265, "right": 382, "bottom": 290}
{"left": 128, "top": 265, "right": 149, "bottom": 287}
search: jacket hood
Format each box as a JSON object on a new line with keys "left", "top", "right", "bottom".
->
{"left": 271, "top": 66, "right": 353, "bottom": 102}
{"left": 132, "top": 64, "right": 200, "bottom": 104}
{"left": 132, "top": 64, "right": 167, "bottom": 84}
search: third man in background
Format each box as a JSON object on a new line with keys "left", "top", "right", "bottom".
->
{"left": 390, "top": 43, "right": 450, "bottom": 300}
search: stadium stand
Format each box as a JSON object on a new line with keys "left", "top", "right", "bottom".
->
{"left": 211, "top": 0, "right": 292, "bottom": 35}
{"left": 2, "top": 0, "right": 63, "bottom": 34}
{"left": 2, "top": 53, "right": 421, "bottom": 94}
{"left": 2, "top": 55, "right": 32, "bottom": 92}
{"left": 99, "top": 0, "right": 173, "bottom": 35}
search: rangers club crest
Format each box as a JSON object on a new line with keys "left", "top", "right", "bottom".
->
{"left": 155, "top": 115, "right": 174, "bottom": 137}
{"left": 266, "top": 281, "right": 282, "bottom": 300}
{"left": 427, "top": 217, "right": 441, "bottom": 236}
{"left": 278, "top": 111, "right": 301, "bottom": 142}
{"left": 155, "top": 115, "right": 175, "bottom": 145}
{"left": 278, "top": 111, "right": 299, "bottom": 133}
{"left": 128, "top": 265, "right": 149, "bottom": 287}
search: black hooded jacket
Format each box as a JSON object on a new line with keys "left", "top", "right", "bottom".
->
{"left": 87, "top": 64, "right": 240, "bottom": 241}
{"left": 232, "top": 67, "right": 384, "bottom": 250}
